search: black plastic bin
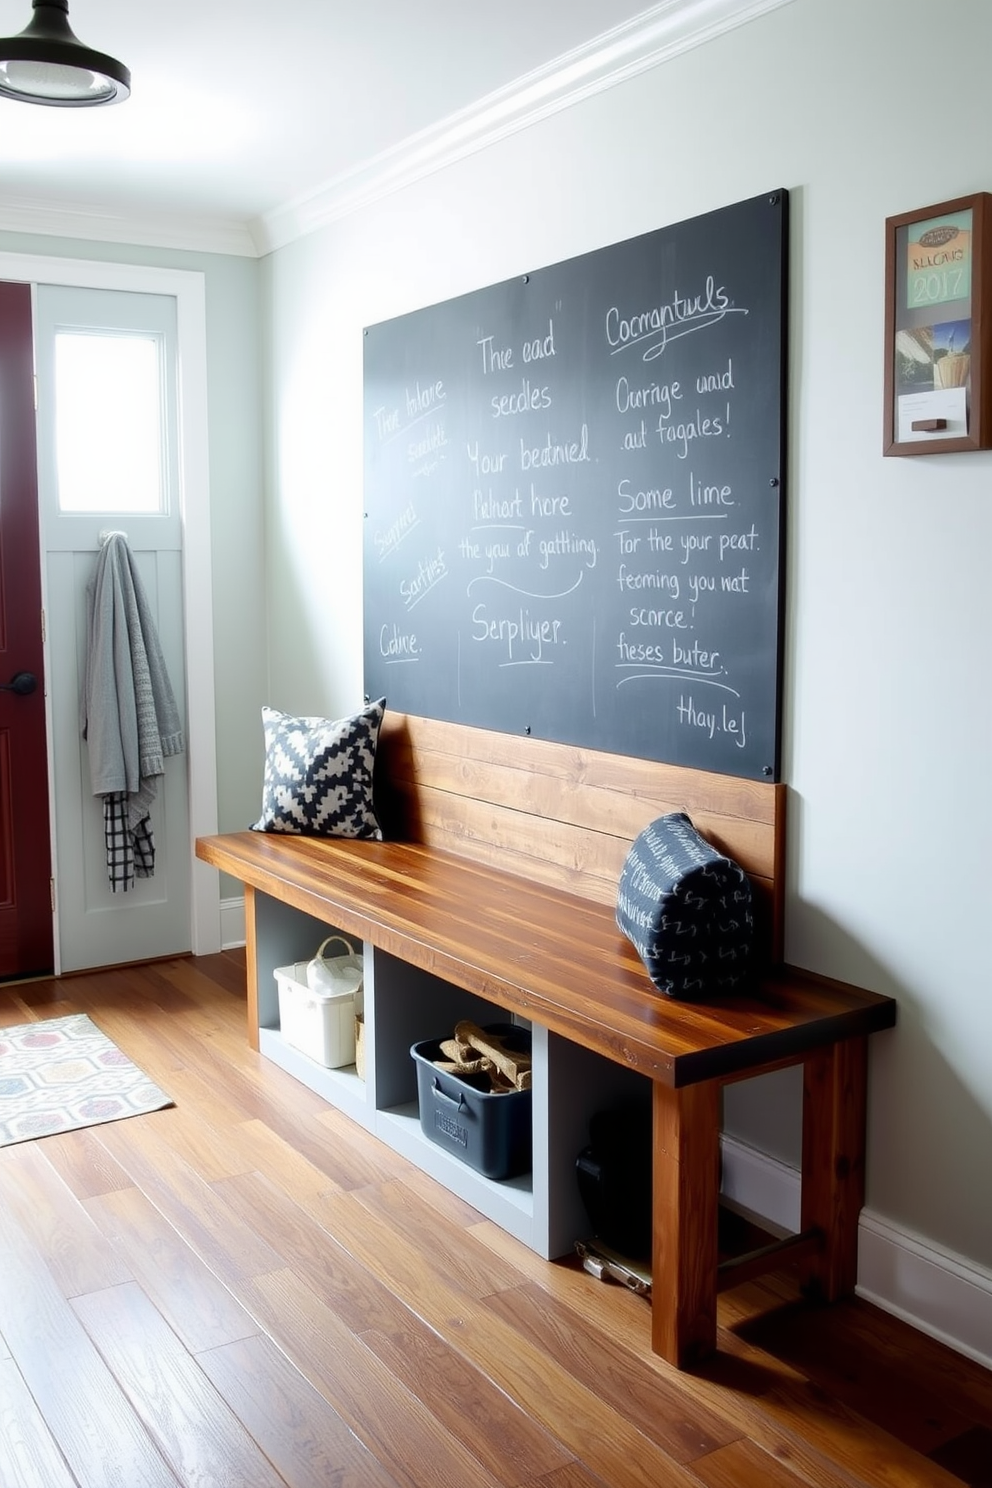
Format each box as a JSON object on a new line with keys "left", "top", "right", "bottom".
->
{"left": 410, "top": 1023, "right": 532, "bottom": 1180}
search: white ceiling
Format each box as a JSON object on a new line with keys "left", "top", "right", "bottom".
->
{"left": 0, "top": 0, "right": 788, "bottom": 255}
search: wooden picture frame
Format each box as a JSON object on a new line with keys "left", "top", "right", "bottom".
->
{"left": 883, "top": 192, "right": 992, "bottom": 456}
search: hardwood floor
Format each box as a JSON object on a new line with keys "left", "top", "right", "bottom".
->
{"left": 0, "top": 952, "right": 989, "bottom": 1488}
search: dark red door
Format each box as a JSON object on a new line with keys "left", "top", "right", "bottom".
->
{"left": 0, "top": 280, "right": 53, "bottom": 978}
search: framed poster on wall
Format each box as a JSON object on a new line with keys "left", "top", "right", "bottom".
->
{"left": 884, "top": 192, "right": 992, "bottom": 455}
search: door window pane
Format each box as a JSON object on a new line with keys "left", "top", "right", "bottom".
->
{"left": 54, "top": 331, "right": 164, "bottom": 514}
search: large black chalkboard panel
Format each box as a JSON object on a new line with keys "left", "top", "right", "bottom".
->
{"left": 363, "top": 190, "right": 787, "bottom": 780}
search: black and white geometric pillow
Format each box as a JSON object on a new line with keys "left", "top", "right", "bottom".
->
{"left": 616, "top": 811, "right": 754, "bottom": 999}
{"left": 250, "top": 698, "right": 385, "bottom": 839}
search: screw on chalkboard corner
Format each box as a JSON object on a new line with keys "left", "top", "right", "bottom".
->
{"left": 768, "top": 192, "right": 780, "bottom": 206}
{"left": 524, "top": 725, "right": 532, "bottom": 736}
{"left": 521, "top": 274, "right": 530, "bottom": 284}
{"left": 769, "top": 477, "right": 780, "bottom": 487}
{"left": 762, "top": 765, "right": 773, "bottom": 777}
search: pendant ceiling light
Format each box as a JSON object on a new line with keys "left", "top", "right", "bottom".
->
{"left": 0, "top": 0, "right": 129, "bottom": 106}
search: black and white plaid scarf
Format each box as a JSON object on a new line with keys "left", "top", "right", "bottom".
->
{"left": 103, "top": 793, "right": 155, "bottom": 893}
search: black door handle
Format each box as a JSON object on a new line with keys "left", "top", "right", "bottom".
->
{"left": 0, "top": 671, "right": 36, "bottom": 695}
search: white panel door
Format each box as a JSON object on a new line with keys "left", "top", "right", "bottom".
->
{"left": 35, "top": 285, "right": 191, "bottom": 972}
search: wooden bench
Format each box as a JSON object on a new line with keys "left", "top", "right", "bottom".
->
{"left": 196, "top": 711, "right": 896, "bottom": 1369}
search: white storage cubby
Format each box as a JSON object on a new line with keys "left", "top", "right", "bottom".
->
{"left": 250, "top": 888, "right": 648, "bottom": 1259}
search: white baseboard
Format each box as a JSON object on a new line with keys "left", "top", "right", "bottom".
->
{"left": 857, "top": 1212, "right": 992, "bottom": 1372}
{"left": 720, "top": 1132, "right": 801, "bottom": 1232}
{"left": 720, "top": 1132, "right": 992, "bottom": 1372}
{"left": 220, "top": 896, "right": 246, "bottom": 951}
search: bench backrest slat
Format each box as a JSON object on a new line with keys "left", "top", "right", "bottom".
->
{"left": 376, "top": 713, "right": 785, "bottom": 964}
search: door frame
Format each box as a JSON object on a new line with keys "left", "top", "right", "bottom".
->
{"left": 0, "top": 251, "right": 220, "bottom": 967}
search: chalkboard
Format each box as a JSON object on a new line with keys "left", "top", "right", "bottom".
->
{"left": 363, "top": 190, "right": 788, "bottom": 780}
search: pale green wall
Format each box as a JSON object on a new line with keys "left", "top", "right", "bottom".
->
{"left": 259, "top": 0, "right": 992, "bottom": 1273}
{"left": 0, "top": 229, "right": 268, "bottom": 857}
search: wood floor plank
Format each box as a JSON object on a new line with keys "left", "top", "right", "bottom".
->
{"left": 249, "top": 1266, "right": 511, "bottom": 1488}
{"left": 359, "top": 1322, "right": 582, "bottom": 1485}
{"left": 528, "top": 1469, "right": 614, "bottom": 1488}
{"left": 3, "top": 957, "right": 988, "bottom": 1488}
{"left": 312, "top": 1188, "right": 703, "bottom": 1488}
{"left": 470, "top": 1222, "right": 901, "bottom": 1488}
{"left": 472, "top": 1215, "right": 810, "bottom": 1409}
{"left": 84, "top": 1184, "right": 260, "bottom": 1354}
{"left": 72, "top": 993, "right": 188, "bottom": 1079}
{"left": 0, "top": 1142, "right": 132, "bottom": 1298}
{"left": 732, "top": 1275, "right": 992, "bottom": 1441}
{"left": 224, "top": 1116, "right": 348, "bottom": 1209}
{"left": 39, "top": 1125, "right": 134, "bottom": 1199}
{"left": 94, "top": 1118, "right": 287, "bottom": 1284}
{"left": 471, "top": 1216, "right": 662, "bottom": 1351}
{"left": 484, "top": 1281, "right": 742, "bottom": 1465}
{"left": 139, "top": 1058, "right": 263, "bottom": 1136}
{"left": 88, "top": 1002, "right": 236, "bottom": 1094}
{"left": 155, "top": 951, "right": 251, "bottom": 1007}
{"left": 732, "top": 1292, "right": 978, "bottom": 1455}
{"left": 309, "top": 1104, "right": 421, "bottom": 1185}
{"left": 472, "top": 1221, "right": 815, "bottom": 1396}
{"left": 146, "top": 1101, "right": 257, "bottom": 1183}
{"left": 0, "top": 1193, "right": 181, "bottom": 1487}
{"left": 91, "top": 961, "right": 206, "bottom": 1017}
{"left": 216, "top": 1163, "right": 578, "bottom": 1484}
{"left": 745, "top": 1376, "right": 966, "bottom": 1488}
{"left": 72, "top": 1281, "right": 289, "bottom": 1488}
{"left": 178, "top": 947, "right": 250, "bottom": 998}
{"left": 199, "top": 1331, "right": 404, "bottom": 1488}
{"left": 860, "top": 1313, "right": 992, "bottom": 1425}
{"left": 366, "top": 1201, "right": 914, "bottom": 1488}
{"left": 206, "top": 1166, "right": 413, "bottom": 1334}
{"left": 77, "top": 997, "right": 265, "bottom": 1122}
{"left": 219, "top": 1098, "right": 411, "bottom": 1194}
{"left": 149, "top": 986, "right": 269, "bottom": 1066}
{"left": 0, "top": 999, "right": 32, "bottom": 1025}
{"left": 398, "top": 1162, "right": 491, "bottom": 1230}
{"left": 0, "top": 1357, "right": 80, "bottom": 1488}
{"left": 1, "top": 985, "right": 72, "bottom": 1016}
{"left": 353, "top": 1174, "right": 527, "bottom": 1296}
{"left": 152, "top": 1011, "right": 333, "bottom": 1125}
{"left": 691, "top": 1437, "right": 824, "bottom": 1487}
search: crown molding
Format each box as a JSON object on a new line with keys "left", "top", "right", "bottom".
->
{"left": 252, "top": 0, "right": 796, "bottom": 256}
{"left": 0, "top": 0, "right": 794, "bottom": 260}
{"left": 0, "top": 196, "right": 257, "bottom": 258}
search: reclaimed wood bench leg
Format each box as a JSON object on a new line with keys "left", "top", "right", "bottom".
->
{"left": 243, "top": 885, "right": 261, "bottom": 1052}
{"left": 652, "top": 1078, "right": 721, "bottom": 1368}
{"left": 799, "top": 1035, "right": 867, "bottom": 1301}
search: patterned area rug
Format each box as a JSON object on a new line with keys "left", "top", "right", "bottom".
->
{"left": 0, "top": 1013, "right": 172, "bottom": 1147}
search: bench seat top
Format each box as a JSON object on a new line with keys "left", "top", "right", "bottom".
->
{"left": 197, "top": 830, "right": 895, "bottom": 1088}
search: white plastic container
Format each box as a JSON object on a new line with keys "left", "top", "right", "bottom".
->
{"left": 274, "top": 961, "right": 357, "bottom": 1068}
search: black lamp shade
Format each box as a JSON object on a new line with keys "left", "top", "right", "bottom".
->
{"left": 0, "top": 0, "right": 130, "bottom": 105}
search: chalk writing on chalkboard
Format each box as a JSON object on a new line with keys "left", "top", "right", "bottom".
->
{"left": 363, "top": 190, "right": 788, "bottom": 781}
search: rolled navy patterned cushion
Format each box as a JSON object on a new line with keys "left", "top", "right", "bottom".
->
{"left": 616, "top": 811, "right": 754, "bottom": 999}
{"left": 250, "top": 698, "right": 385, "bottom": 840}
